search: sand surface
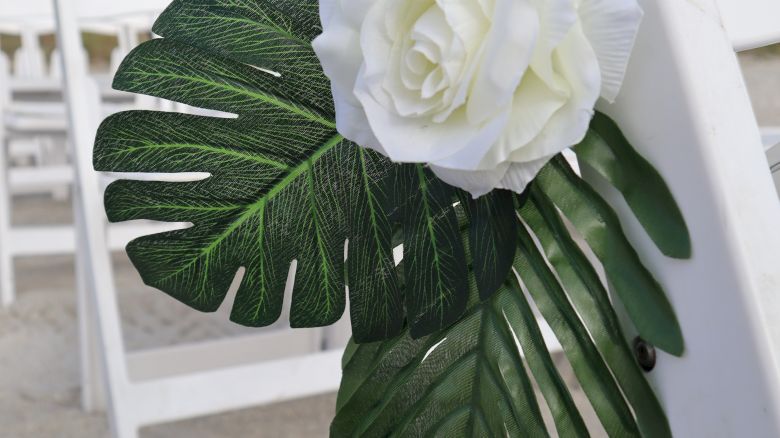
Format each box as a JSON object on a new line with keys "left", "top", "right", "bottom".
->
{"left": 0, "top": 49, "right": 777, "bottom": 438}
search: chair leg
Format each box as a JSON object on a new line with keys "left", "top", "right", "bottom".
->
{"left": 0, "top": 242, "right": 13, "bottom": 308}
{"left": 0, "top": 139, "right": 15, "bottom": 308}
{"left": 76, "top": 243, "right": 107, "bottom": 412}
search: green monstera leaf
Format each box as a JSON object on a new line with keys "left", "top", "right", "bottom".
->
{"left": 94, "top": 0, "right": 512, "bottom": 342}
{"left": 96, "top": 0, "right": 692, "bottom": 435}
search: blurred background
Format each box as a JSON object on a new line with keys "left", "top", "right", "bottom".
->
{"left": 0, "top": 1, "right": 779, "bottom": 437}
{"left": 1, "top": 2, "right": 351, "bottom": 437}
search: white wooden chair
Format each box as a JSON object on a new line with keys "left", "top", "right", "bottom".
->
{"left": 12, "top": 29, "right": 47, "bottom": 78}
{"left": 48, "top": 0, "right": 780, "bottom": 436}
{"left": 584, "top": 0, "right": 780, "bottom": 435}
{"left": 0, "top": 59, "right": 176, "bottom": 306}
{"left": 0, "top": 2, "right": 173, "bottom": 307}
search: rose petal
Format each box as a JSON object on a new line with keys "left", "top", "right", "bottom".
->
{"left": 312, "top": 0, "right": 375, "bottom": 108}
{"left": 313, "top": 0, "right": 384, "bottom": 151}
{"left": 507, "top": 23, "right": 600, "bottom": 162}
{"left": 578, "top": 0, "right": 643, "bottom": 102}
{"left": 465, "top": 0, "right": 540, "bottom": 125}
{"left": 498, "top": 156, "right": 552, "bottom": 194}
{"left": 334, "top": 93, "right": 385, "bottom": 154}
{"left": 425, "top": 104, "right": 511, "bottom": 169}
{"left": 356, "top": 72, "right": 508, "bottom": 165}
{"left": 527, "top": 0, "right": 577, "bottom": 91}
{"left": 384, "top": 4, "right": 454, "bottom": 117}
{"left": 430, "top": 162, "right": 510, "bottom": 198}
{"left": 437, "top": 0, "right": 490, "bottom": 52}
{"left": 319, "top": 0, "right": 338, "bottom": 28}
{"left": 476, "top": 70, "right": 566, "bottom": 169}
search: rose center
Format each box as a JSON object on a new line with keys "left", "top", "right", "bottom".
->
{"left": 382, "top": 0, "right": 492, "bottom": 122}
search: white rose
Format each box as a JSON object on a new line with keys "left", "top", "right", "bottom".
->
{"left": 313, "top": 0, "right": 642, "bottom": 197}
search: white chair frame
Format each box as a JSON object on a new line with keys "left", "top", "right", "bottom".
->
{"left": 0, "top": 72, "right": 174, "bottom": 307}
{"left": 585, "top": 0, "right": 780, "bottom": 435}
{"left": 45, "top": 0, "right": 780, "bottom": 436}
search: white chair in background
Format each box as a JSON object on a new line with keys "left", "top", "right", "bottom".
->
{"left": 0, "top": 52, "right": 10, "bottom": 76}
{"left": 0, "top": 63, "right": 178, "bottom": 307}
{"left": 766, "top": 142, "right": 780, "bottom": 195}
{"left": 43, "top": 1, "right": 349, "bottom": 437}
{"left": 49, "top": 47, "right": 90, "bottom": 78}
{"left": 0, "top": 2, "right": 165, "bottom": 307}
{"left": 763, "top": 127, "right": 780, "bottom": 150}
{"left": 12, "top": 29, "right": 47, "bottom": 78}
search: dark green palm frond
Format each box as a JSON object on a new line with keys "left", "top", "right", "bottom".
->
{"left": 333, "top": 149, "right": 685, "bottom": 436}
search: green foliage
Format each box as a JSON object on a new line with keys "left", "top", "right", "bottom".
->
{"left": 95, "top": 0, "right": 692, "bottom": 435}
{"left": 333, "top": 150, "right": 685, "bottom": 436}
{"left": 576, "top": 112, "right": 691, "bottom": 259}
{"left": 94, "top": 0, "right": 513, "bottom": 341}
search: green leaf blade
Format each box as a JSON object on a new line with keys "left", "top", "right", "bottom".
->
{"left": 345, "top": 148, "right": 403, "bottom": 342}
{"left": 535, "top": 156, "right": 684, "bottom": 356}
{"left": 459, "top": 189, "right": 518, "bottom": 300}
{"left": 576, "top": 112, "right": 691, "bottom": 259}
{"left": 152, "top": 0, "right": 332, "bottom": 116}
{"left": 114, "top": 38, "right": 333, "bottom": 125}
{"left": 515, "top": 223, "right": 641, "bottom": 438}
{"left": 398, "top": 164, "right": 468, "bottom": 338}
{"left": 95, "top": 105, "right": 349, "bottom": 326}
{"left": 495, "top": 286, "right": 590, "bottom": 438}
{"left": 522, "top": 188, "right": 672, "bottom": 438}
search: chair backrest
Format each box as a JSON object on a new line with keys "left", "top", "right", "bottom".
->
{"left": 591, "top": 0, "right": 780, "bottom": 435}
{"left": 0, "top": 52, "right": 9, "bottom": 82}
{"left": 12, "top": 30, "right": 47, "bottom": 78}
{"left": 49, "top": 48, "right": 90, "bottom": 78}
{"left": 717, "top": 0, "right": 780, "bottom": 50}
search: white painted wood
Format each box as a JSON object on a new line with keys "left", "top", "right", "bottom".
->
{"left": 14, "top": 29, "right": 46, "bottom": 78}
{"left": 75, "top": 190, "right": 107, "bottom": 412}
{"left": 717, "top": 0, "right": 780, "bottom": 51}
{"left": 126, "top": 329, "right": 325, "bottom": 381}
{"left": 589, "top": 0, "right": 780, "bottom": 435}
{"left": 0, "top": 58, "right": 13, "bottom": 308}
{"left": 767, "top": 143, "right": 780, "bottom": 196}
{"left": 9, "top": 164, "right": 72, "bottom": 192}
{"left": 0, "top": 51, "right": 158, "bottom": 306}
{"left": 127, "top": 350, "right": 343, "bottom": 427}
{"left": 7, "top": 222, "right": 182, "bottom": 257}
{"left": 49, "top": 47, "right": 90, "bottom": 78}
{"left": 53, "top": 1, "right": 138, "bottom": 434}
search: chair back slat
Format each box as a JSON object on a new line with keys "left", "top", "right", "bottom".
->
{"left": 717, "top": 0, "right": 780, "bottom": 50}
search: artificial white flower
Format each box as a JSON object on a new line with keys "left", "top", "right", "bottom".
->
{"left": 313, "top": 0, "right": 642, "bottom": 197}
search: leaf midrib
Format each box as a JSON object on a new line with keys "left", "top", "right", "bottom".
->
{"left": 104, "top": 142, "right": 289, "bottom": 169}
{"left": 156, "top": 134, "right": 343, "bottom": 284}
{"left": 305, "top": 158, "right": 334, "bottom": 313}
{"left": 200, "top": 14, "right": 312, "bottom": 48}
{"left": 358, "top": 149, "right": 395, "bottom": 328}
{"left": 415, "top": 165, "right": 448, "bottom": 323}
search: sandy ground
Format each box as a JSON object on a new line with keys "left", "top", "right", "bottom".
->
{"left": 0, "top": 50, "right": 777, "bottom": 438}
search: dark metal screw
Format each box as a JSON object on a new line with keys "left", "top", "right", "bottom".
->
{"left": 633, "top": 337, "right": 657, "bottom": 372}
